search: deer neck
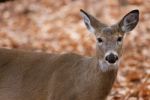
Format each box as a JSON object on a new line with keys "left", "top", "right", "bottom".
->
{"left": 93, "top": 48, "right": 118, "bottom": 91}
{"left": 98, "top": 67, "right": 118, "bottom": 99}
{"left": 85, "top": 58, "right": 118, "bottom": 99}
{"left": 93, "top": 57, "right": 118, "bottom": 82}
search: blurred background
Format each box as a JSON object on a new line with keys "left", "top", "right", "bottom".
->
{"left": 0, "top": 0, "right": 149, "bottom": 99}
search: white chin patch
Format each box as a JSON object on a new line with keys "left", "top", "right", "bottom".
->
{"left": 99, "top": 60, "right": 119, "bottom": 72}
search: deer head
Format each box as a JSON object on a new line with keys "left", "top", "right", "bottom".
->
{"left": 80, "top": 9, "right": 139, "bottom": 71}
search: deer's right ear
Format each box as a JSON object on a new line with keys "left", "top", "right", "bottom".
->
{"left": 80, "top": 9, "right": 95, "bottom": 33}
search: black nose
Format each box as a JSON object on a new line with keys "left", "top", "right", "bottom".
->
{"left": 105, "top": 53, "right": 118, "bottom": 64}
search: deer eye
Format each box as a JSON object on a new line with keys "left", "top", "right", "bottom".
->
{"left": 117, "top": 37, "right": 123, "bottom": 42}
{"left": 97, "top": 38, "right": 103, "bottom": 43}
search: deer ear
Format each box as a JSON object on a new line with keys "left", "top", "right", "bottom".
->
{"left": 80, "top": 9, "right": 95, "bottom": 33}
{"left": 119, "top": 10, "right": 139, "bottom": 33}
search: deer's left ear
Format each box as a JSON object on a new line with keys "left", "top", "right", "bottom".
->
{"left": 119, "top": 10, "right": 139, "bottom": 33}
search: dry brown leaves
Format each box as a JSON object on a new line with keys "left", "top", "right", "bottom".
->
{"left": 0, "top": 0, "right": 149, "bottom": 99}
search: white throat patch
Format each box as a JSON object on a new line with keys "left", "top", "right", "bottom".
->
{"left": 99, "top": 60, "right": 119, "bottom": 72}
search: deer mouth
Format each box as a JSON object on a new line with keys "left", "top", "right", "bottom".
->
{"left": 99, "top": 59, "right": 119, "bottom": 72}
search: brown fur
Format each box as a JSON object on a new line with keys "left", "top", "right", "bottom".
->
{"left": 0, "top": 48, "right": 117, "bottom": 100}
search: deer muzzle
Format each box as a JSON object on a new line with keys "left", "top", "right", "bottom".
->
{"left": 105, "top": 53, "right": 118, "bottom": 64}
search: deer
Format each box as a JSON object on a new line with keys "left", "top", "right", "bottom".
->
{"left": 0, "top": 9, "right": 139, "bottom": 100}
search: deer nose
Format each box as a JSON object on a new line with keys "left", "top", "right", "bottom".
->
{"left": 105, "top": 53, "right": 118, "bottom": 64}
